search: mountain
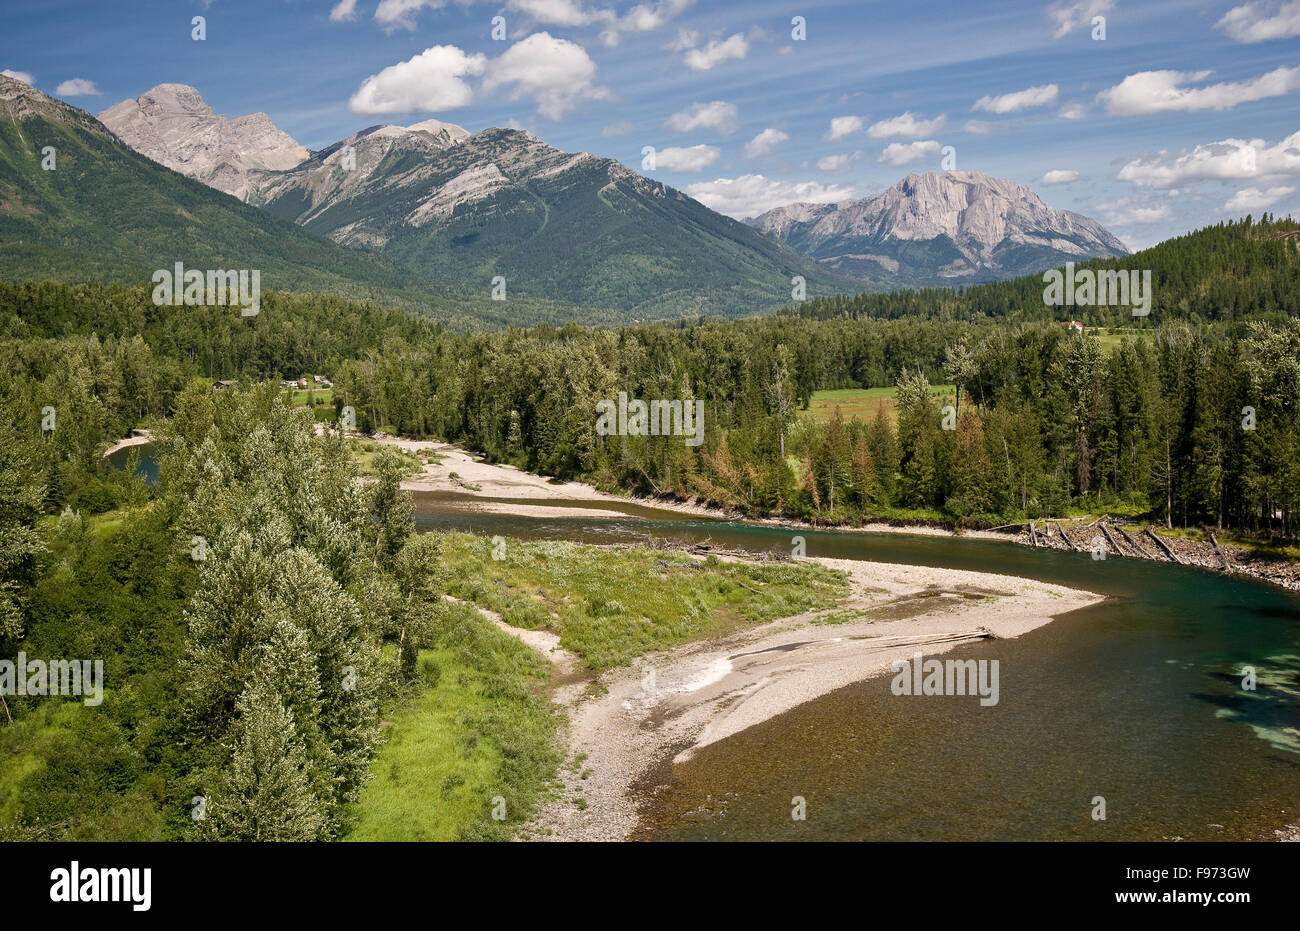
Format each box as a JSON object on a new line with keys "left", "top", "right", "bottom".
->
{"left": 746, "top": 171, "right": 1128, "bottom": 287}
{"left": 0, "top": 76, "right": 468, "bottom": 305}
{"left": 98, "top": 84, "right": 309, "bottom": 201}
{"left": 99, "top": 84, "right": 866, "bottom": 318}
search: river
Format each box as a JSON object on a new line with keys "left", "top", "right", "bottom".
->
{"left": 111, "top": 446, "right": 1300, "bottom": 841}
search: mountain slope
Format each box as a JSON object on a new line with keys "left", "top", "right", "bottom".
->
{"left": 747, "top": 171, "right": 1128, "bottom": 286}
{"left": 98, "top": 83, "right": 309, "bottom": 200}
{"left": 0, "top": 76, "right": 434, "bottom": 298}
{"left": 253, "top": 123, "right": 868, "bottom": 317}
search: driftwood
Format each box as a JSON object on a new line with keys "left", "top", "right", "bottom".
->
{"left": 1144, "top": 528, "right": 1182, "bottom": 564}
{"left": 1099, "top": 521, "right": 1129, "bottom": 558}
{"left": 1054, "top": 521, "right": 1079, "bottom": 551}
{"left": 1028, "top": 521, "right": 1039, "bottom": 547}
{"left": 1114, "top": 525, "right": 1151, "bottom": 558}
{"left": 1210, "top": 532, "right": 1232, "bottom": 571}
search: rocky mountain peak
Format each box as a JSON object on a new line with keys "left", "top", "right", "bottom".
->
{"left": 746, "top": 169, "right": 1128, "bottom": 285}
{"left": 98, "top": 83, "right": 309, "bottom": 200}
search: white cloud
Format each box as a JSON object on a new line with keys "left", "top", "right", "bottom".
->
{"left": 55, "top": 78, "right": 99, "bottom": 96}
{"left": 683, "top": 33, "right": 749, "bottom": 71}
{"left": 817, "top": 154, "right": 854, "bottom": 172}
{"left": 1225, "top": 185, "right": 1296, "bottom": 210}
{"left": 684, "top": 174, "right": 855, "bottom": 219}
{"left": 374, "top": 0, "right": 445, "bottom": 32}
{"left": 2, "top": 69, "right": 33, "bottom": 85}
{"left": 348, "top": 45, "right": 487, "bottom": 115}
{"left": 1116, "top": 132, "right": 1300, "bottom": 187}
{"left": 961, "top": 120, "right": 1000, "bottom": 135}
{"left": 1099, "top": 67, "right": 1300, "bottom": 116}
{"left": 1058, "top": 102, "right": 1088, "bottom": 120}
{"left": 665, "top": 100, "right": 738, "bottom": 134}
{"left": 866, "top": 112, "right": 947, "bottom": 139}
{"left": 600, "top": 0, "right": 694, "bottom": 47}
{"left": 508, "top": 0, "right": 614, "bottom": 27}
{"left": 973, "top": 83, "right": 1059, "bottom": 114}
{"left": 878, "top": 140, "right": 941, "bottom": 166}
{"left": 1096, "top": 199, "right": 1172, "bottom": 225}
{"left": 1046, "top": 0, "right": 1114, "bottom": 39}
{"left": 602, "top": 120, "right": 636, "bottom": 136}
{"left": 656, "top": 144, "right": 720, "bottom": 171}
{"left": 1216, "top": 1, "right": 1300, "bottom": 42}
{"left": 483, "top": 33, "right": 608, "bottom": 119}
{"left": 1041, "top": 169, "right": 1080, "bottom": 185}
{"left": 663, "top": 28, "right": 698, "bottom": 51}
{"left": 329, "top": 0, "right": 358, "bottom": 22}
{"left": 825, "top": 115, "right": 863, "bottom": 141}
{"left": 744, "top": 128, "right": 789, "bottom": 158}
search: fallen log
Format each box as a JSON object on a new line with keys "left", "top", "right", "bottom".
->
{"left": 1209, "top": 532, "right": 1232, "bottom": 571}
{"left": 1054, "top": 521, "right": 1079, "bottom": 551}
{"left": 1144, "top": 528, "right": 1183, "bottom": 564}
{"left": 1099, "top": 520, "right": 1129, "bottom": 557}
{"left": 1114, "top": 525, "right": 1151, "bottom": 558}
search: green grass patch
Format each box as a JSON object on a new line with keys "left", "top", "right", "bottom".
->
{"left": 346, "top": 599, "right": 560, "bottom": 841}
{"left": 440, "top": 533, "right": 849, "bottom": 671}
{"left": 804, "top": 385, "right": 956, "bottom": 425}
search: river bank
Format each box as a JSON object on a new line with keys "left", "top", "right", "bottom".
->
{"left": 365, "top": 435, "right": 1300, "bottom": 592}
{"left": 523, "top": 553, "right": 1102, "bottom": 842}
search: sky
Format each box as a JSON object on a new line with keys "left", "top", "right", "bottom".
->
{"left": 2, "top": 0, "right": 1299, "bottom": 249}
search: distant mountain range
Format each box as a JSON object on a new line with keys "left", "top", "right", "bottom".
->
{"left": 0, "top": 75, "right": 425, "bottom": 299}
{"left": 100, "top": 84, "right": 858, "bottom": 318}
{"left": 2, "top": 78, "right": 1132, "bottom": 323}
{"left": 746, "top": 171, "right": 1129, "bottom": 287}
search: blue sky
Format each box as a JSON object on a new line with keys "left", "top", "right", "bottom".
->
{"left": 3, "top": 0, "right": 1299, "bottom": 248}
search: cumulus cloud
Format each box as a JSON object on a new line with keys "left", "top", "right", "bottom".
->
{"left": 683, "top": 33, "right": 749, "bottom": 71}
{"left": 684, "top": 174, "right": 855, "bottom": 219}
{"left": 55, "top": 78, "right": 99, "bottom": 96}
{"left": 374, "top": 0, "right": 446, "bottom": 32}
{"left": 655, "top": 144, "right": 720, "bottom": 171}
{"left": 1099, "top": 67, "right": 1300, "bottom": 115}
{"left": 1115, "top": 132, "right": 1300, "bottom": 187}
{"left": 825, "top": 116, "right": 863, "bottom": 141}
{"left": 600, "top": 0, "right": 694, "bottom": 47}
{"left": 1096, "top": 199, "right": 1172, "bottom": 225}
{"left": 744, "top": 128, "right": 789, "bottom": 158}
{"left": 483, "top": 33, "right": 608, "bottom": 119}
{"left": 1216, "top": 1, "right": 1300, "bottom": 42}
{"left": 509, "top": 0, "right": 614, "bottom": 27}
{"left": 1058, "top": 102, "right": 1088, "bottom": 120}
{"left": 1225, "top": 185, "right": 1296, "bottom": 210}
{"left": 878, "top": 140, "right": 941, "bottom": 166}
{"left": 817, "top": 154, "right": 854, "bottom": 172}
{"left": 1046, "top": 0, "right": 1114, "bottom": 38}
{"left": 663, "top": 28, "right": 698, "bottom": 51}
{"left": 973, "top": 84, "right": 1059, "bottom": 114}
{"left": 329, "top": 0, "right": 358, "bottom": 22}
{"left": 867, "top": 112, "right": 947, "bottom": 139}
{"left": 348, "top": 45, "right": 486, "bottom": 115}
{"left": 2, "top": 69, "right": 34, "bottom": 85}
{"left": 1041, "top": 169, "right": 1080, "bottom": 184}
{"left": 665, "top": 100, "right": 738, "bottom": 134}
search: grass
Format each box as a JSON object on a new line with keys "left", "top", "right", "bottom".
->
{"left": 439, "top": 533, "right": 850, "bottom": 671}
{"left": 346, "top": 598, "right": 560, "bottom": 841}
{"left": 804, "top": 385, "right": 957, "bottom": 425}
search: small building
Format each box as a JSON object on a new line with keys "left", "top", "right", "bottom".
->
{"left": 1061, "top": 320, "right": 1084, "bottom": 332}
{"left": 213, "top": 379, "right": 237, "bottom": 390}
